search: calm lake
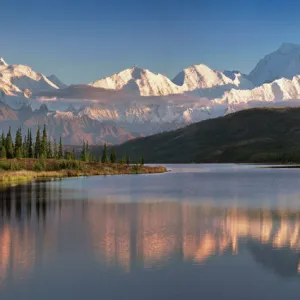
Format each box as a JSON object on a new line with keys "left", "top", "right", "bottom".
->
{"left": 1, "top": 164, "right": 300, "bottom": 299}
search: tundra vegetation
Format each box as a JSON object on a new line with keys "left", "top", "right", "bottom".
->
{"left": 0, "top": 126, "right": 166, "bottom": 184}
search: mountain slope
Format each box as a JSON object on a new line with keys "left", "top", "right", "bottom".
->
{"left": 89, "top": 64, "right": 253, "bottom": 98}
{"left": 47, "top": 74, "right": 67, "bottom": 88}
{"left": 249, "top": 43, "right": 300, "bottom": 86}
{"left": 214, "top": 75, "right": 300, "bottom": 104}
{"left": 115, "top": 107, "right": 300, "bottom": 163}
{"left": 172, "top": 64, "right": 253, "bottom": 93}
{"left": 0, "top": 104, "right": 138, "bottom": 145}
{"left": 89, "top": 66, "right": 183, "bottom": 96}
{"left": 0, "top": 56, "right": 62, "bottom": 108}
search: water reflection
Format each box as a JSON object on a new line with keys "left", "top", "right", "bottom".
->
{"left": 88, "top": 202, "right": 300, "bottom": 276}
{"left": 1, "top": 181, "right": 300, "bottom": 291}
{"left": 0, "top": 182, "right": 86, "bottom": 288}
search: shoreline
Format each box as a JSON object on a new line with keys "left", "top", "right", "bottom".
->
{"left": 0, "top": 159, "right": 167, "bottom": 187}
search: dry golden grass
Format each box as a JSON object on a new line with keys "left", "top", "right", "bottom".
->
{"left": 0, "top": 159, "right": 167, "bottom": 184}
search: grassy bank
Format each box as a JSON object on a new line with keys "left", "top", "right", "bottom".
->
{"left": 0, "top": 159, "right": 167, "bottom": 184}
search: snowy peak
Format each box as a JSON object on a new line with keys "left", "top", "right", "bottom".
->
{"left": 47, "top": 74, "right": 67, "bottom": 89}
{"left": 213, "top": 74, "right": 300, "bottom": 105}
{"left": 0, "top": 57, "right": 8, "bottom": 66}
{"left": 0, "top": 58, "right": 63, "bottom": 109}
{"left": 0, "top": 60, "right": 60, "bottom": 94}
{"left": 89, "top": 64, "right": 254, "bottom": 97}
{"left": 278, "top": 43, "right": 300, "bottom": 53}
{"left": 90, "top": 66, "right": 183, "bottom": 96}
{"left": 249, "top": 43, "right": 300, "bottom": 86}
{"left": 172, "top": 64, "right": 253, "bottom": 92}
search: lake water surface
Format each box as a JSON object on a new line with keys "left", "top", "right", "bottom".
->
{"left": 1, "top": 164, "right": 300, "bottom": 299}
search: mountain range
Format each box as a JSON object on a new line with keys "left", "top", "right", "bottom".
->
{"left": 2, "top": 43, "right": 300, "bottom": 144}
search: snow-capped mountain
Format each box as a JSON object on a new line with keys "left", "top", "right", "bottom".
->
{"left": 47, "top": 75, "right": 67, "bottom": 89}
{"left": 214, "top": 75, "right": 300, "bottom": 105}
{"left": 249, "top": 43, "right": 300, "bottom": 86}
{"left": 3, "top": 44, "right": 300, "bottom": 145}
{"left": 0, "top": 62, "right": 59, "bottom": 92}
{"left": 172, "top": 64, "right": 253, "bottom": 95}
{"left": 0, "top": 57, "right": 8, "bottom": 67}
{"left": 0, "top": 57, "right": 64, "bottom": 108}
{"left": 89, "top": 66, "right": 183, "bottom": 96}
{"left": 89, "top": 64, "right": 254, "bottom": 98}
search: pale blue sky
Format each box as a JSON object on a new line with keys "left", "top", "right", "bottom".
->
{"left": 1, "top": 0, "right": 300, "bottom": 84}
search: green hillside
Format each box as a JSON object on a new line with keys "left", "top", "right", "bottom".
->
{"left": 115, "top": 107, "right": 300, "bottom": 163}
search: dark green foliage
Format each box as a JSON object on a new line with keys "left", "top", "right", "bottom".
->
{"left": 0, "top": 145, "right": 6, "bottom": 158}
{"left": 28, "top": 129, "right": 33, "bottom": 158}
{"left": 14, "top": 127, "right": 22, "bottom": 158}
{"left": 0, "top": 161, "right": 22, "bottom": 171}
{"left": 0, "top": 132, "right": 5, "bottom": 147}
{"left": 33, "top": 160, "right": 47, "bottom": 171}
{"left": 132, "top": 163, "right": 140, "bottom": 174}
{"left": 140, "top": 156, "right": 144, "bottom": 165}
{"left": 115, "top": 107, "right": 300, "bottom": 163}
{"left": 34, "top": 126, "right": 41, "bottom": 158}
{"left": 0, "top": 125, "right": 149, "bottom": 166}
{"left": 0, "top": 132, "right": 5, "bottom": 159}
{"left": 119, "top": 156, "right": 126, "bottom": 164}
{"left": 15, "top": 148, "right": 22, "bottom": 159}
{"left": 57, "top": 160, "right": 82, "bottom": 170}
{"left": 47, "top": 139, "right": 53, "bottom": 158}
{"left": 32, "top": 159, "right": 82, "bottom": 172}
{"left": 89, "top": 152, "right": 95, "bottom": 162}
{"left": 0, "top": 126, "right": 64, "bottom": 161}
{"left": 5, "top": 127, "right": 14, "bottom": 159}
{"left": 101, "top": 143, "right": 108, "bottom": 163}
{"left": 41, "top": 125, "right": 47, "bottom": 158}
{"left": 58, "top": 136, "right": 63, "bottom": 159}
{"left": 64, "top": 149, "right": 73, "bottom": 160}
{"left": 110, "top": 148, "right": 116, "bottom": 163}
{"left": 53, "top": 139, "right": 58, "bottom": 159}
{"left": 22, "top": 134, "right": 28, "bottom": 158}
{"left": 126, "top": 154, "right": 130, "bottom": 165}
{"left": 81, "top": 141, "right": 89, "bottom": 162}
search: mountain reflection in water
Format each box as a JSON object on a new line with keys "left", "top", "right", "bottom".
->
{"left": 1, "top": 180, "right": 300, "bottom": 289}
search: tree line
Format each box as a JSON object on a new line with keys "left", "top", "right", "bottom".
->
{"left": 0, "top": 126, "right": 143, "bottom": 164}
{"left": 0, "top": 126, "right": 63, "bottom": 160}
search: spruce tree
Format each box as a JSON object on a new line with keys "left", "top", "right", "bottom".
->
{"left": 6, "top": 127, "right": 14, "bottom": 159}
{"left": 86, "top": 141, "right": 89, "bottom": 161}
{"left": 89, "top": 152, "right": 94, "bottom": 162}
{"left": 53, "top": 139, "right": 58, "bottom": 159}
{"left": 126, "top": 154, "right": 130, "bottom": 165}
{"left": 34, "top": 126, "right": 41, "bottom": 158}
{"left": 0, "top": 132, "right": 5, "bottom": 147}
{"left": 140, "top": 156, "right": 144, "bottom": 166}
{"left": 64, "top": 149, "right": 72, "bottom": 160}
{"left": 47, "top": 139, "right": 53, "bottom": 158}
{"left": 101, "top": 143, "right": 108, "bottom": 163}
{"left": 14, "top": 127, "right": 22, "bottom": 158}
{"left": 0, "top": 145, "right": 6, "bottom": 158}
{"left": 58, "top": 136, "right": 63, "bottom": 159}
{"left": 41, "top": 125, "right": 47, "bottom": 158}
{"left": 119, "top": 156, "right": 126, "bottom": 164}
{"left": 0, "top": 131, "right": 6, "bottom": 159}
{"left": 110, "top": 148, "right": 116, "bottom": 163}
{"left": 28, "top": 129, "right": 33, "bottom": 158}
{"left": 81, "top": 141, "right": 88, "bottom": 161}
{"left": 22, "top": 134, "right": 27, "bottom": 158}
